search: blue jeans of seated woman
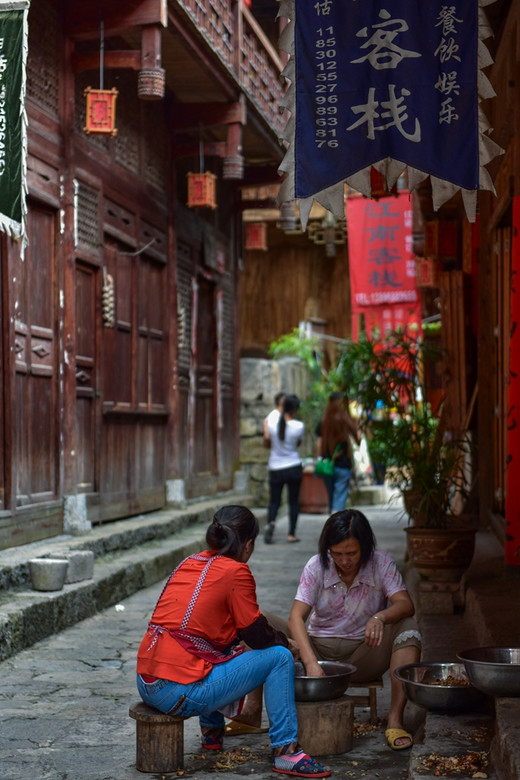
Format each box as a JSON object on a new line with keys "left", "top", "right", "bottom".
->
{"left": 323, "top": 466, "right": 352, "bottom": 513}
{"left": 136, "top": 645, "right": 298, "bottom": 749}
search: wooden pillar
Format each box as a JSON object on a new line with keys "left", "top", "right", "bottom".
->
{"left": 505, "top": 196, "right": 520, "bottom": 566}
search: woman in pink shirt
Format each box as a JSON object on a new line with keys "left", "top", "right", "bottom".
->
{"left": 287, "top": 509, "right": 421, "bottom": 751}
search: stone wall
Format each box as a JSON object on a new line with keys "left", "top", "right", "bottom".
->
{"left": 240, "top": 357, "right": 310, "bottom": 505}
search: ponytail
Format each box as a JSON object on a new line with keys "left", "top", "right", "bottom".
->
{"left": 205, "top": 505, "right": 259, "bottom": 558}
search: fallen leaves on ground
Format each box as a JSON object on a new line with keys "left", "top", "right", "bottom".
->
{"left": 353, "top": 720, "right": 380, "bottom": 738}
{"left": 212, "top": 746, "right": 261, "bottom": 771}
{"left": 417, "top": 750, "right": 488, "bottom": 776}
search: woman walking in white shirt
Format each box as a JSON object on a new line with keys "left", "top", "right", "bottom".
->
{"left": 264, "top": 395, "right": 304, "bottom": 544}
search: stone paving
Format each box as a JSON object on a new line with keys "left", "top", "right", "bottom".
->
{"left": 0, "top": 502, "right": 424, "bottom": 780}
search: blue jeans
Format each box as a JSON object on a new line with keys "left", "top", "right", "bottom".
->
{"left": 137, "top": 645, "right": 298, "bottom": 748}
{"left": 324, "top": 466, "right": 352, "bottom": 512}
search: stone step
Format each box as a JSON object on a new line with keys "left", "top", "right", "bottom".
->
{"left": 0, "top": 495, "right": 266, "bottom": 663}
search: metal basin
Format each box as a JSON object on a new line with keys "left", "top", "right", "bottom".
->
{"left": 457, "top": 647, "right": 520, "bottom": 697}
{"left": 294, "top": 660, "right": 357, "bottom": 702}
{"left": 394, "top": 662, "right": 487, "bottom": 712}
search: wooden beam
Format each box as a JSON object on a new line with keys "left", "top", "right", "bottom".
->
{"left": 171, "top": 99, "right": 246, "bottom": 132}
{"left": 65, "top": 0, "right": 167, "bottom": 40}
{"left": 71, "top": 50, "right": 141, "bottom": 73}
{"left": 141, "top": 24, "right": 162, "bottom": 69}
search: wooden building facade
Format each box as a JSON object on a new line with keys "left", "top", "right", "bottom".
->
{"left": 0, "top": 0, "right": 285, "bottom": 549}
{"left": 412, "top": 0, "right": 520, "bottom": 565}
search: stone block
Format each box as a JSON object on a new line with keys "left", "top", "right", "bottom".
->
{"left": 240, "top": 417, "right": 259, "bottom": 437}
{"left": 63, "top": 494, "right": 91, "bottom": 535}
{"left": 166, "top": 479, "right": 186, "bottom": 507}
{"left": 233, "top": 470, "right": 249, "bottom": 495}
{"left": 50, "top": 551, "right": 94, "bottom": 583}
{"left": 240, "top": 437, "right": 269, "bottom": 464}
{"left": 418, "top": 581, "right": 461, "bottom": 614}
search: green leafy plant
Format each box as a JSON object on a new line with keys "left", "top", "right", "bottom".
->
{"left": 334, "top": 328, "right": 469, "bottom": 527}
{"left": 268, "top": 329, "right": 340, "bottom": 437}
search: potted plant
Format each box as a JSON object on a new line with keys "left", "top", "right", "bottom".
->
{"left": 336, "top": 328, "right": 476, "bottom": 581}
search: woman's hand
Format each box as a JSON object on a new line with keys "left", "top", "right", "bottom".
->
{"left": 364, "top": 615, "right": 385, "bottom": 647}
{"left": 304, "top": 659, "right": 325, "bottom": 677}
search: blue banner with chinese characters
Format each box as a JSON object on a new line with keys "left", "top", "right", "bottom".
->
{"left": 295, "top": 0, "right": 477, "bottom": 194}
{"left": 278, "top": 0, "right": 500, "bottom": 224}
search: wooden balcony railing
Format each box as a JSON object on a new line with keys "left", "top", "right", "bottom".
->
{"left": 175, "top": 0, "right": 287, "bottom": 136}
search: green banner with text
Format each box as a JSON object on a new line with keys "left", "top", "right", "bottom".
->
{"left": 0, "top": 3, "right": 28, "bottom": 239}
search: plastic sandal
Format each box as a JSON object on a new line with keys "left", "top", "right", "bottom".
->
{"left": 225, "top": 720, "right": 268, "bottom": 735}
{"left": 201, "top": 727, "right": 224, "bottom": 750}
{"left": 273, "top": 749, "right": 331, "bottom": 777}
{"left": 385, "top": 727, "right": 413, "bottom": 750}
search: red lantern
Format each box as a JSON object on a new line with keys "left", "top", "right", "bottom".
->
{"left": 84, "top": 87, "right": 118, "bottom": 136}
{"left": 245, "top": 222, "right": 268, "bottom": 250}
{"left": 187, "top": 172, "right": 217, "bottom": 209}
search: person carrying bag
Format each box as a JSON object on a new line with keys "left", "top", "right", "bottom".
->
{"left": 315, "top": 392, "right": 361, "bottom": 513}
{"left": 314, "top": 445, "right": 341, "bottom": 478}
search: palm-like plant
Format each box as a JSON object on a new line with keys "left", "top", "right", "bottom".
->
{"left": 336, "top": 328, "right": 469, "bottom": 527}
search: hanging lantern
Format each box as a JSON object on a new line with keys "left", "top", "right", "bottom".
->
{"left": 84, "top": 87, "right": 118, "bottom": 136}
{"left": 245, "top": 222, "right": 268, "bottom": 250}
{"left": 416, "top": 257, "right": 440, "bottom": 288}
{"left": 187, "top": 172, "right": 217, "bottom": 209}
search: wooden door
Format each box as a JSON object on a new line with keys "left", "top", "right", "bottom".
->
{"left": 13, "top": 205, "right": 59, "bottom": 505}
{"left": 75, "top": 262, "right": 99, "bottom": 493}
{"left": 193, "top": 276, "right": 217, "bottom": 475}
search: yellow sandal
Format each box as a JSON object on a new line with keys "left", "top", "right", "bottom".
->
{"left": 385, "top": 728, "right": 413, "bottom": 750}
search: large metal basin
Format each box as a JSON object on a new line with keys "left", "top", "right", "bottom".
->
{"left": 294, "top": 660, "right": 356, "bottom": 702}
{"left": 457, "top": 647, "right": 520, "bottom": 697}
{"left": 394, "top": 662, "right": 487, "bottom": 711}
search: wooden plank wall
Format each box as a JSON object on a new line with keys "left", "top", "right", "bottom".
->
{"left": 439, "top": 270, "right": 467, "bottom": 431}
{"left": 492, "top": 227, "right": 511, "bottom": 515}
{"left": 239, "top": 226, "right": 352, "bottom": 354}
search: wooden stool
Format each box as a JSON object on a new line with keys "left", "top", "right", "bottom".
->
{"left": 295, "top": 695, "right": 354, "bottom": 756}
{"left": 129, "top": 701, "right": 185, "bottom": 773}
{"left": 348, "top": 679, "right": 384, "bottom": 724}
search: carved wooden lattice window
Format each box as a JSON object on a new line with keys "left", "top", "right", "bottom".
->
{"left": 220, "top": 271, "right": 235, "bottom": 385}
{"left": 114, "top": 72, "right": 140, "bottom": 176}
{"left": 26, "top": 0, "right": 59, "bottom": 117}
{"left": 176, "top": 245, "right": 193, "bottom": 373}
{"left": 75, "top": 181, "right": 100, "bottom": 252}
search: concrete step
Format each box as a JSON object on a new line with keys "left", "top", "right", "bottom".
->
{"left": 0, "top": 495, "right": 266, "bottom": 663}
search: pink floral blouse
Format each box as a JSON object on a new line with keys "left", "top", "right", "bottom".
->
{"left": 295, "top": 550, "right": 407, "bottom": 640}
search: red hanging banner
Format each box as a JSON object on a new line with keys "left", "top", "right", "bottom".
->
{"left": 346, "top": 190, "right": 417, "bottom": 310}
